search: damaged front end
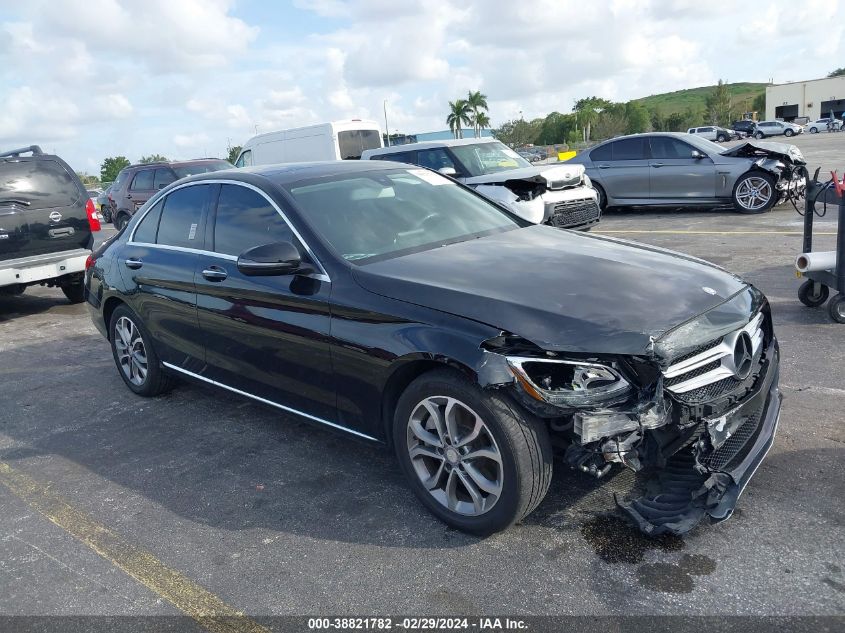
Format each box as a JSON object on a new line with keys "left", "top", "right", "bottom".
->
{"left": 723, "top": 140, "right": 807, "bottom": 204}
{"left": 480, "top": 287, "right": 782, "bottom": 536}
{"left": 470, "top": 164, "right": 602, "bottom": 230}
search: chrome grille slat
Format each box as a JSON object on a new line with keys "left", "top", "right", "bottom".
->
{"left": 663, "top": 312, "right": 764, "bottom": 398}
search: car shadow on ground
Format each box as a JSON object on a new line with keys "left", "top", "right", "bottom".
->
{"left": 0, "top": 290, "right": 78, "bottom": 323}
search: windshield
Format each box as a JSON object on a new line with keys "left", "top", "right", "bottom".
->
{"left": 286, "top": 168, "right": 521, "bottom": 264}
{"left": 449, "top": 141, "right": 532, "bottom": 176}
{"left": 338, "top": 129, "right": 382, "bottom": 160}
{"left": 173, "top": 160, "right": 233, "bottom": 178}
{"left": 685, "top": 135, "right": 727, "bottom": 155}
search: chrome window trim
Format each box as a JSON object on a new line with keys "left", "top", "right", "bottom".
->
{"left": 127, "top": 179, "right": 331, "bottom": 283}
{"left": 161, "top": 362, "right": 378, "bottom": 442}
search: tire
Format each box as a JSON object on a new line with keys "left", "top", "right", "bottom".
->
{"left": 829, "top": 294, "right": 845, "bottom": 324}
{"left": 809, "top": 127, "right": 819, "bottom": 134}
{"left": 784, "top": 129, "right": 794, "bottom": 137}
{"left": 393, "top": 368, "right": 553, "bottom": 535}
{"left": 733, "top": 172, "right": 777, "bottom": 214}
{"left": 114, "top": 213, "right": 130, "bottom": 231}
{"left": 798, "top": 280, "right": 829, "bottom": 307}
{"left": 592, "top": 182, "right": 608, "bottom": 211}
{"left": 109, "top": 305, "right": 176, "bottom": 396}
{"left": 61, "top": 282, "right": 85, "bottom": 304}
{"left": 754, "top": 132, "right": 764, "bottom": 139}
{"left": 717, "top": 134, "right": 728, "bottom": 142}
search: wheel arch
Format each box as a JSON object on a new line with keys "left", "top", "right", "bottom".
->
{"left": 102, "top": 296, "right": 127, "bottom": 340}
{"left": 380, "top": 355, "right": 477, "bottom": 448}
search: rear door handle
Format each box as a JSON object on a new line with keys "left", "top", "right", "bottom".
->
{"left": 651, "top": 162, "right": 665, "bottom": 167}
{"left": 202, "top": 266, "right": 228, "bottom": 282}
{"left": 124, "top": 258, "right": 143, "bottom": 269}
{"left": 597, "top": 164, "right": 611, "bottom": 169}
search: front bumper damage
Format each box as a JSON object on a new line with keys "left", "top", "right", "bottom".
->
{"left": 479, "top": 294, "right": 781, "bottom": 537}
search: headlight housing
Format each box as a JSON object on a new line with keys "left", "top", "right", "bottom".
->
{"left": 507, "top": 356, "right": 632, "bottom": 407}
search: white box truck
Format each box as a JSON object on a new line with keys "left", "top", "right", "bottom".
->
{"left": 234, "top": 120, "right": 383, "bottom": 167}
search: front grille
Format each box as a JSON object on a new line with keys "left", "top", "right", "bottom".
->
{"left": 702, "top": 403, "right": 765, "bottom": 471}
{"left": 673, "top": 376, "right": 742, "bottom": 404}
{"left": 664, "top": 360, "right": 720, "bottom": 388}
{"left": 547, "top": 198, "right": 601, "bottom": 228}
{"left": 670, "top": 338, "right": 723, "bottom": 367}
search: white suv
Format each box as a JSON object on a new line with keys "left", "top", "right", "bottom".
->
{"left": 753, "top": 121, "right": 804, "bottom": 139}
{"left": 687, "top": 126, "right": 735, "bottom": 142}
{"left": 806, "top": 118, "right": 842, "bottom": 133}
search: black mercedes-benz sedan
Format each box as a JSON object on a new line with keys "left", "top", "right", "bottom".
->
{"left": 85, "top": 161, "right": 781, "bottom": 536}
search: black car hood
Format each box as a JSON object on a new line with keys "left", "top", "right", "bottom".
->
{"left": 720, "top": 140, "right": 806, "bottom": 165}
{"left": 352, "top": 226, "right": 748, "bottom": 356}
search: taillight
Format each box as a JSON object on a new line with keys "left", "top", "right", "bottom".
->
{"left": 85, "top": 254, "right": 95, "bottom": 270}
{"left": 86, "top": 198, "right": 101, "bottom": 231}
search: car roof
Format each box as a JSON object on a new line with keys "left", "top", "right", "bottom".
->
{"left": 178, "top": 160, "right": 419, "bottom": 187}
{"left": 362, "top": 137, "right": 500, "bottom": 156}
{"left": 125, "top": 158, "right": 230, "bottom": 170}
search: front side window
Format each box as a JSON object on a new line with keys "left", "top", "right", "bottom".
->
{"left": 611, "top": 138, "right": 648, "bottom": 160}
{"left": 338, "top": 129, "right": 382, "bottom": 160}
{"left": 286, "top": 168, "right": 521, "bottom": 264}
{"left": 449, "top": 142, "right": 531, "bottom": 176}
{"left": 650, "top": 137, "right": 695, "bottom": 159}
{"left": 213, "top": 184, "right": 294, "bottom": 256}
{"left": 131, "top": 169, "right": 155, "bottom": 191}
{"left": 157, "top": 185, "right": 209, "bottom": 248}
{"left": 235, "top": 150, "right": 252, "bottom": 168}
{"left": 416, "top": 149, "right": 457, "bottom": 172}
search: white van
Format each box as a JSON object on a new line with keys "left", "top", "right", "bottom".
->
{"left": 235, "top": 120, "right": 383, "bottom": 167}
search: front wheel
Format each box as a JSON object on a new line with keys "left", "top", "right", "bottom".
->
{"left": 114, "top": 213, "right": 130, "bottom": 231}
{"left": 754, "top": 132, "right": 764, "bottom": 139}
{"left": 592, "top": 182, "right": 608, "bottom": 211}
{"left": 784, "top": 129, "right": 794, "bottom": 137}
{"left": 798, "top": 280, "right": 829, "bottom": 307}
{"left": 829, "top": 294, "right": 845, "bottom": 324}
{"left": 717, "top": 134, "right": 728, "bottom": 142}
{"left": 809, "top": 127, "right": 819, "bottom": 134}
{"left": 109, "top": 305, "right": 176, "bottom": 396}
{"left": 393, "top": 369, "right": 553, "bottom": 535}
{"left": 733, "top": 172, "right": 777, "bottom": 214}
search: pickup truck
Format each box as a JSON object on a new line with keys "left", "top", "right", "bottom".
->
{"left": 1, "top": 146, "right": 101, "bottom": 303}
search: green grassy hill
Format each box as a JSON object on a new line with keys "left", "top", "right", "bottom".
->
{"left": 633, "top": 82, "right": 767, "bottom": 115}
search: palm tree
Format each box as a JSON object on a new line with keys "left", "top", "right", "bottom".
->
{"left": 446, "top": 99, "right": 472, "bottom": 138}
{"left": 474, "top": 111, "right": 490, "bottom": 136}
{"left": 466, "top": 90, "right": 489, "bottom": 137}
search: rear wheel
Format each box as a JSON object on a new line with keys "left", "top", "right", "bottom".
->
{"left": 798, "top": 280, "right": 829, "bottom": 307}
{"left": 109, "top": 305, "right": 176, "bottom": 396}
{"left": 61, "top": 282, "right": 85, "bottom": 304}
{"left": 809, "top": 127, "right": 819, "bottom": 134}
{"left": 393, "top": 368, "right": 553, "bottom": 535}
{"left": 733, "top": 172, "right": 777, "bottom": 214}
{"left": 114, "top": 213, "right": 130, "bottom": 231}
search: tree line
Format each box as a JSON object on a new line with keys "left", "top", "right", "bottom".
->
{"left": 494, "top": 80, "right": 767, "bottom": 148}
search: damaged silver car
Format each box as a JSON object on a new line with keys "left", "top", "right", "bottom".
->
{"left": 567, "top": 132, "right": 806, "bottom": 214}
{"left": 362, "top": 138, "right": 602, "bottom": 230}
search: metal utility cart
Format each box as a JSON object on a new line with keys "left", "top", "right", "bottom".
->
{"left": 797, "top": 168, "right": 845, "bottom": 323}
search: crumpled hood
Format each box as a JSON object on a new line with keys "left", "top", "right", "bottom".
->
{"left": 463, "top": 164, "right": 586, "bottom": 188}
{"left": 720, "top": 141, "right": 806, "bottom": 165}
{"left": 352, "top": 225, "right": 748, "bottom": 356}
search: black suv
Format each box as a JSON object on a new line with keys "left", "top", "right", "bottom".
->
{"left": 108, "top": 159, "right": 232, "bottom": 229}
{"left": 1, "top": 145, "right": 100, "bottom": 303}
{"left": 732, "top": 120, "right": 758, "bottom": 136}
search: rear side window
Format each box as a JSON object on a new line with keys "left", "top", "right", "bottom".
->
{"left": 213, "top": 185, "right": 293, "bottom": 256}
{"left": 338, "top": 130, "right": 382, "bottom": 160}
{"left": 611, "top": 138, "right": 648, "bottom": 160}
{"left": 157, "top": 185, "right": 208, "bottom": 248}
{"left": 153, "top": 169, "right": 176, "bottom": 190}
{"left": 0, "top": 159, "right": 80, "bottom": 210}
{"left": 130, "top": 169, "right": 155, "bottom": 190}
{"left": 589, "top": 143, "right": 612, "bottom": 161}
{"left": 371, "top": 151, "right": 415, "bottom": 163}
{"left": 132, "top": 199, "right": 164, "bottom": 243}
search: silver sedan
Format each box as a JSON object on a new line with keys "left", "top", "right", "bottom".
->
{"left": 567, "top": 132, "right": 806, "bottom": 214}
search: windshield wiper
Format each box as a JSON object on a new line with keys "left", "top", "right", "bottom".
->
{"left": 0, "top": 198, "right": 31, "bottom": 206}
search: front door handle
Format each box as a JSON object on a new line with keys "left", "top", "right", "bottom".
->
{"left": 124, "top": 258, "right": 143, "bottom": 269}
{"left": 597, "top": 164, "right": 611, "bottom": 169}
{"left": 651, "top": 162, "right": 665, "bottom": 167}
{"left": 202, "top": 266, "right": 228, "bottom": 282}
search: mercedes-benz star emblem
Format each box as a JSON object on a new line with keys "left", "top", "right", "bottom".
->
{"left": 732, "top": 332, "right": 754, "bottom": 380}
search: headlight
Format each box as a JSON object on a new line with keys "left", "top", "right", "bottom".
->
{"left": 507, "top": 356, "right": 632, "bottom": 407}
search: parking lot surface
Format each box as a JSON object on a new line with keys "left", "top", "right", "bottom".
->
{"left": 1, "top": 132, "right": 844, "bottom": 623}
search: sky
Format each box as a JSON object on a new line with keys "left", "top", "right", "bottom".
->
{"left": 0, "top": 0, "right": 842, "bottom": 175}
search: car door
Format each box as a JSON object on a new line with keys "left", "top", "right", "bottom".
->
{"left": 119, "top": 183, "right": 212, "bottom": 373}
{"left": 647, "top": 136, "right": 716, "bottom": 199}
{"left": 193, "top": 182, "right": 336, "bottom": 421}
{"left": 591, "top": 137, "right": 651, "bottom": 200}
{"left": 126, "top": 168, "right": 157, "bottom": 216}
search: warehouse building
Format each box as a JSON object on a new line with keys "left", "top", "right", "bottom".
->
{"left": 766, "top": 75, "right": 845, "bottom": 121}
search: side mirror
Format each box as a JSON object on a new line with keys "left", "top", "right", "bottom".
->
{"left": 438, "top": 167, "right": 457, "bottom": 176}
{"left": 691, "top": 150, "right": 705, "bottom": 159}
{"left": 237, "top": 241, "right": 309, "bottom": 276}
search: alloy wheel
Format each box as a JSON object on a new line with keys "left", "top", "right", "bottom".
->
{"left": 406, "top": 396, "right": 503, "bottom": 516}
{"left": 735, "top": 177, "right": 773, "bottom": 211}
{"left": 114, "top": 316, "right": 148, "bottom": 386}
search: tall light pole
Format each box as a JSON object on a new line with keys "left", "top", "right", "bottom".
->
{"left": 383, "top": 100, "right": 390, "bottom": 147}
